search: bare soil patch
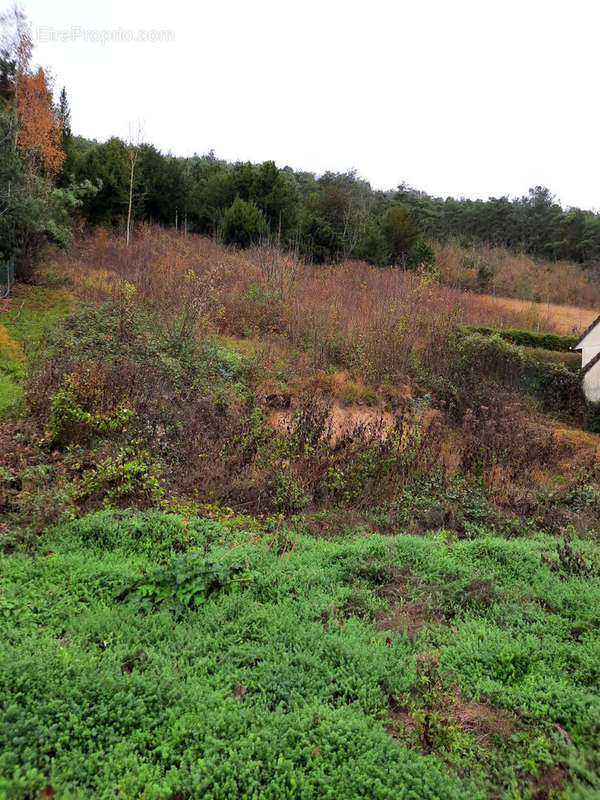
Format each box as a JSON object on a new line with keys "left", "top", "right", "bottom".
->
{"left": 376, "top": 600, "right": 436, "bottom": 640}
{"left": 269, "top": 402, "right": 395, "bottom": 444}
{"left": 529, "top": 766, "right": 568, "bottom": 800}
{"left": 387, "top": 690, "right": 516, "bottom": 750}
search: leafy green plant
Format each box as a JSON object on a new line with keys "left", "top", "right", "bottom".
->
{"left": 465, "top": 326, "right": 577, "bottom": 352}
{"left": 46, "top": 379, "right": 133, "bottom": 446}
{"left": 118, "top": 552, "right": 251, "bottom": 617}
{"left": 74, "top": 446, "right": 163, "bottom": 508}
{"left": 553, "top": 539, "right": 598, "bottom": 578}
{"left": 458, "top": 332, "right": 524, "bottom": 385}
{"left": 564, "top": 485, "right": 600, "bottom": 513}
{"left": 275, "top": 474, "right": 310, "bottom": 514}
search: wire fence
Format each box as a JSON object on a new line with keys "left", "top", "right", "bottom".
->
{"left": 1, "top": 257, "right": 15, "bottom": 298}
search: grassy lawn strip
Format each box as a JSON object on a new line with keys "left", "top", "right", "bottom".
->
{"left": 0, "top": 287, "right": 73, "bottom": 419}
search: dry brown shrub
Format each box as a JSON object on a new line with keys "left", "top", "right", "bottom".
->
{"left": 43, "top": 225, "right": 597, "bottom": 511}
{"left": 435, "top": 237, "right": 600, "bottom": 313}
{"left": 459, "top": 392, "right": 564, "bottom": 489}
{"left": 56, "top": 225, "right": 571, "bottom": 386}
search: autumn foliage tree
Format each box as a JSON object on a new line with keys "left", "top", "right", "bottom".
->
{"left": 0, "top": 6, "right": 85, "bottom": 280}
{"left": 15, "top": 67, "right": 65, "bottom": 175}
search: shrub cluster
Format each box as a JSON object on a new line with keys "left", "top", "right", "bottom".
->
{"left": 465, "top": 325, "right": 577, "bottom": 352}
{"left": 27, "top": 304, "right": 447, "bottom": 515}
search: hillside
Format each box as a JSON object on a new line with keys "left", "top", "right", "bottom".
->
{"left": 1, "top": 227, "right": 600, "bottom": 798}
{"left": 3, "top": 6, "right": 600, "bottom": 798}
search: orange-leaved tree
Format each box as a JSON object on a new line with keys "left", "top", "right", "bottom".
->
{"left": 15, "top": 66, "right": 64, "bottom": 175}
{"left": 0, "top": 5, "right": 73, "bottom": 280}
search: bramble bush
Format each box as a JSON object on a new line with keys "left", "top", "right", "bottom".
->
{"left": 74, "top": 446, "right": 164, "bottom": 509}
{"left": 46, "top": 378, "right": 133, "bottom": 447}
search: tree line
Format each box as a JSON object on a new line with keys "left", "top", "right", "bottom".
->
{"left": 61, "top": 136, "right": 435, "bottom": 269}
{"left": 2, "top": 7, "right": 600, "bottom": 282}
{"left": 61, "top": 135, "right": 600, "bottom": 270}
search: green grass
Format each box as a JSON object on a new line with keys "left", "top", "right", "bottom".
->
{"left": 2, "top": 286, "right": 74, "bottom": 351}
{"left": 2, "top": 510, "right": 600, "bottom": 798}
{"left": 0, "top": 286, "right": 74, "bottom": 419}
{"left": 0, "top": 371, "right": 24, "bottom": 419}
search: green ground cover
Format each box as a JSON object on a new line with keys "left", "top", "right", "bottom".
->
{"left": 1, "top": 510, "right": 599, "bottom": 799}
{"left": 0, "top": 286, "right": 73, "bottom": 419}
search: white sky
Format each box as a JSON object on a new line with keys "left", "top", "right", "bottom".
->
{"left": 20, "top": 0, "right": 600, "bottom": 210}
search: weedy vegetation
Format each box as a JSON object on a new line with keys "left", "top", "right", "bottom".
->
{"left": 1, "top": 228, "right": 599, "bottom": 799}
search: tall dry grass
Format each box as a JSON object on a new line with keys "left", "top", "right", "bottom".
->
{"left": 435, "top": 238, "right": 600, "bottom": 310}
{"left": 474, "top": 294, "right": 597, "bottom": 336}
{"left": 53, "top": 225, "right": 578, "bottom": 386}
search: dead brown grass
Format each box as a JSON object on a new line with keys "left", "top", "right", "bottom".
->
{"left": 435, "top": 238, "right": 600, "bottom": 311}
{"left": 269, "top": 403, "right": 396, "bottom": 445}
{"left": 53, "top": 225, "right": 574, "bottom": 379}
{"left": 449, "top": 697, "right": 515, "bottom": 743}
{"left": 475, "top": 293, "right": 597, "bottom": 336}
{"left": 376, "top": 600, "right": 435, "bottom": 640}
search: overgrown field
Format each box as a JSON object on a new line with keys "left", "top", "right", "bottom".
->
{"left": 433, "top": 239, "right": 600, "bottom": 311}
{"left": 1, "top": 228, "right": 600, "bottom": 798}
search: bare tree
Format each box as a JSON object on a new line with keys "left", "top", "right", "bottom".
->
{"left": 126, "top": 122, "right": 143, "bottom": 247}
{"left": 1, "top": 4, "right": 32, "bottom": 96}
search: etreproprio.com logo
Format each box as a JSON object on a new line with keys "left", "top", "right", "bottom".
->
{"left": 36, "top": 26, "right": 176, "bottom": 44}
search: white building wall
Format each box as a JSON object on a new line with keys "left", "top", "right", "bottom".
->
{"left": 583, "top": 360, "right": 600, "bottom": 403}
{"left": 580, "top": 323, "right": 600, "bottom": 368}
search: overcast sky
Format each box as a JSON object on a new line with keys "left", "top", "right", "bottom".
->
{"left": 20, "top": 0, "right": 600, "bottom": 210}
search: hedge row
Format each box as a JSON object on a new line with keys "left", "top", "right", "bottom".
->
{"left": 457, "top": 331, "right": 600, "bottom": 429}
{"left": 465, "top": 326, "right": 578, "bottom": 352}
